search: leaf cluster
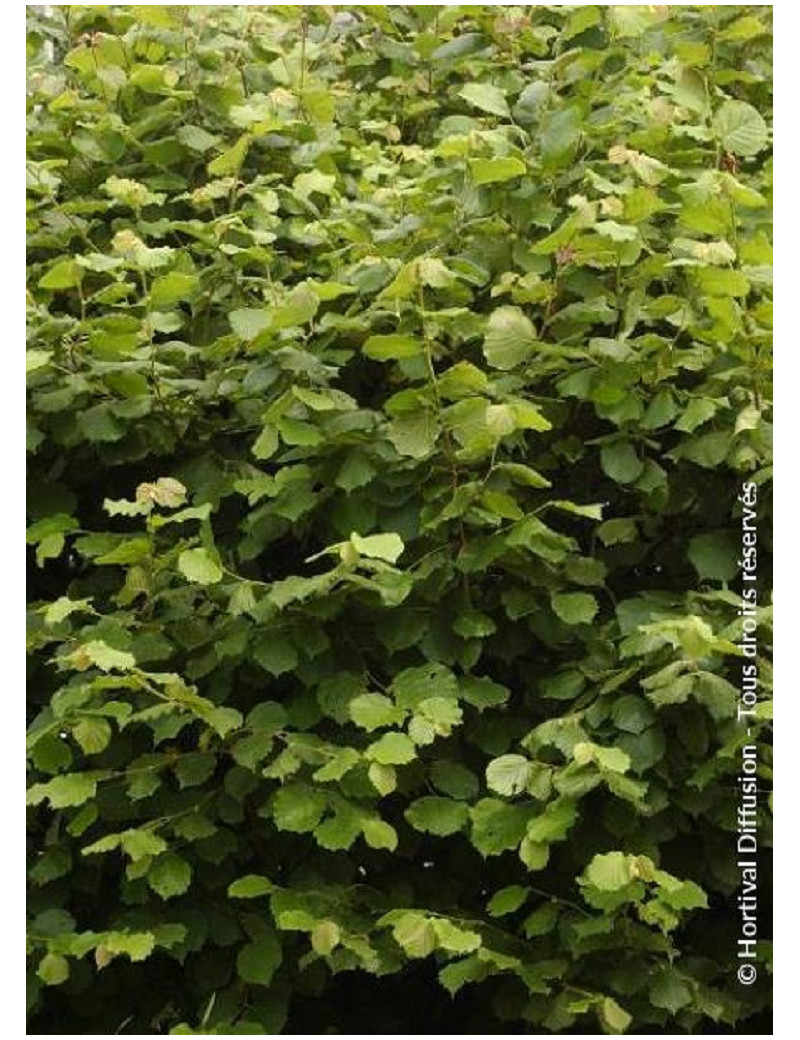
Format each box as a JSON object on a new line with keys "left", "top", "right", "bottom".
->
{"left": 27, "top": 5, "right": 772, "bottom": 1035}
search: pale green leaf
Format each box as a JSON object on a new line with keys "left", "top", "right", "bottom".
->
{"left": 229, "top": 875, "right": 275, "bottom": 899}
{"left": 486, "top": 754, "right": 532, "bottom": 797}
{"left": 483, "top": 306, "right": 537, "bottom": 369}
{"left": 349, "top": 693, "right": 405, "bottom": 731}
{"left": 365, "top": 732, "right": 417, "bottom": 765}
{"left": 349, "top": 532, "right": 405, "bottom": 563}
{"left": 712, "top": 100, "right": 768, "bottom": 156}
{"left": 178, "top": 548, "right": 223, "bottom": 585}
{"left": 458, "top": 83, "right": 510, "bottom": 118}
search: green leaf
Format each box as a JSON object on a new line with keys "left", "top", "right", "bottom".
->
{"left": 178, "top": 548, "right": 223, "bottom": 585}
{"left": 73, "top": 718, "right": 112, "bottom": 755}
{"left": 388, "top": 410, "right": 440, "bottom": 458}
{"left": 551, "top": 592, "right": 598, "bottom": 625}
{"left": 229, "top": 875, "right": 275, "bottom": 899}
{"left": 253, "top": 425, "right": 279, "bottom": 460}
{"left": 487, "top": 885, "right": 529, "bottom": 917}
{"left": 208, "top": 134, "right": 250, "bottom": 176}
{"left": 523, "top": 902, "right": 560, "bottom": 937}
{"left": 470, "top": 798, "right": 529, "bottom": 856}
{"left": 642, "top": 390, "right": 677, "bottom": 430}
{"left": 391, "top": 913, "right": 437, "bottom": 958}
{"left": 581, "top": 852, "right": 634, "bottom": 891}
{"left": 693, "top": 267, "right": 749, "bottom": 297}
{"left": 150, "top": 272, "right": 199, "bottom": 308}
{"left": 236, "top": 932, "right": 283, "bottom": 987}
{"left": 71, "top": 639, "right": 135, "bottom": 672}
{"left": 39, "top": 259, "right": 82, "bottom": 290}
{"left": 438, "top": 361, "right": 490, "bottom": 400}
{"left": 648, "top": 968, "right": 693, "bottom": 1014}
{"left": 120, "top": 829, "right": 169, "bottom": 861}
{"left": 271, "top": 783, "right": 327, "bottom": 833}
{"left": 349, "top": 693, "right": 405, "bottom": 731}
{"left": 311, "top": 920, "right": 341, "bottom": 956}
{"left": 540, "top": 106, "right": 581, "bottom": 165}
{"left": 314, "top": 811, "right": 362, "bottom": 852}
{"left": 675, "top": 398, "right": 717, "bottom": 432}
{"left": 459, "top": 676, "right": 510, "bottom": 711}
{"left": 439, "top": 955, "right": 487, "bottom": 995}
{"left": 148, "top": 854, "right": 192, "bottom": 899}
{"left": 674, "top": 430, "right": 731, "bottom": 467}
{"left": 362, "top": 817, "right": 398, "bottom": 851}
{"left": 205, "top": 705, "right": 243, "bottom": 738}
{"left": 79, "top": 405, "right": 124, "bottom": 443}
{"left": 483, "top": 306, "right": 537, "bottom": 369}
{"left": 26, "top": 349, "right": 52, "bottom": 373}
{"left": 453, "top": 610, "right": 497, "bottom": 638}
{"left": 656, "top": 875, "right": 708, "bottom": 911}
{"left": 363, "top": 334, "right": 423, "bottom": 361}
{"left": 574, "top": 741, "right": 630, "bottom": 774}
{"left": 693, "top": 672, "right": 738, "bottom": 721}
{"left": 432, "top": 919, "right": 481, "bottom": 953}
{"left": 271, "top": 285, "right": 319, "bottom": 330}
{"left": 494, "top": 462, "right": 551, "bottom": 489}
{"left": 519, "top": 838, "right": 550, "bottom": 871}
{"left": 335, "top": 452, "right": 376, "bottom": 492}
{"left": 417, "top": 696, "right": 463, "bottom": 731}
{"left": 302, "top": 89, "right": 336, "bottom": 124}
{"left": 687, "top": 532, "right": 739, "bottom": 582}
{"left": 712, "top": 100, "right": 768, "bottom": 156}
{"left": 485, "top": 755, "right": 532, "bottom": 797}
{"left": 599, "top": 996, "right": 632, "bottom": 1034}
{"left": 720, "top": 14, "right": 768, "bottom": 42}
{"left": 564, "top": 556, "right": 606, "bottom": 587}
{"left": 176, "top": 124, "right": 219, "bottom": 152}
{"left": 432, "top": 32, "right": 487, "bottom": 61}
{"left": 104, "top": 175, "right": 165, "bottom": 209}
{"left": 405, "top": 796, "right": 469, "bottom": 836}
{"left": 457, "top": 83, "right": 510, "bottom": 118}
{"left": 526, "top": 798, "right": 578, "bottom": 843}
{"left": 103, "top": 931, "right": 157, "bottom": 962}
{"left": 38, "top": 953, "right": 70, "bottom": 986}
{"left": 365, "top": 732, "right": 417, "bottom": 765}
{"left": 367, "top": 762, "right": 397, "bottom": 795}
{"left": 293, "top": 169, "right": 336, "bottom": 200}
{"left": 469, "top": 157, "right": 526, "bottom": 185}
{"left": 408, "top": 716, "right": 436, "bottom": 745}
{"left": 253, "top": 635, "right": 298, "bottom": 677}
{"left": 600, "top": 441, "right": 644, "bottom": 484}
{"left": 349, "top": 532, "right": 405, "bottom": 563}
{"left": 230, "top": 309, "right": 270, "bottom": 341}
{"left": 611, "top": 695, "right": 655, "bottom": 735}
{"left": 392, "top": 664, "right": 459, "bottom": 710}
{"left": 28, "top": 773, "right": 98, "bottom": 809}
{"left": 430, "top": 760, "right": 480, "bottom": 800}
{"left": 313, "top": 746, "right": 361, "bottom": 782}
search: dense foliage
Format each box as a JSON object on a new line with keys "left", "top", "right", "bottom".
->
{"left": 26, "top": 5, "right": 772, "bottom": 1034}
